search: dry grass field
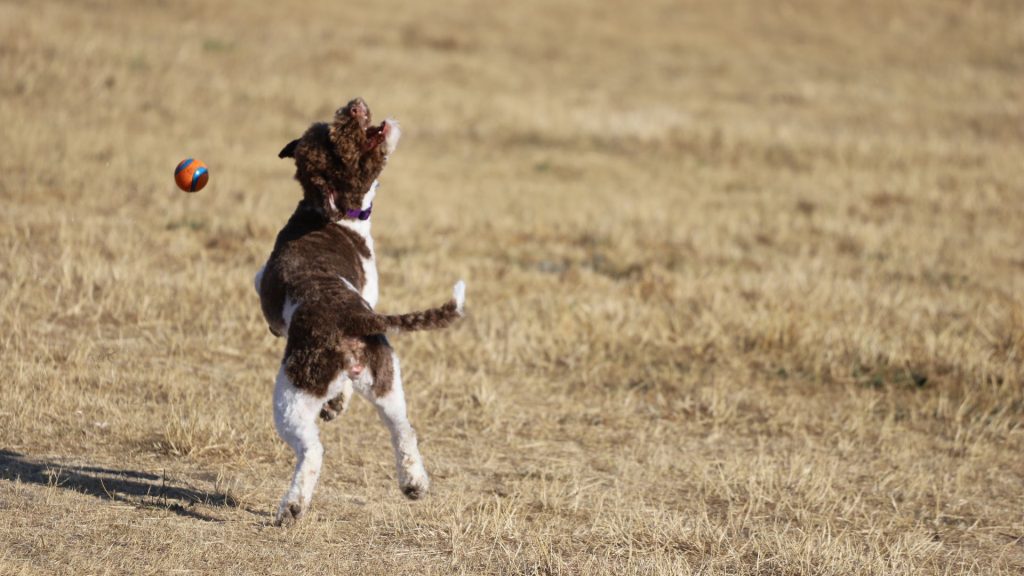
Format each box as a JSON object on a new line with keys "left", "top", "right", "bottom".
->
{"left": 1, "top": 0, "right": 1022, "bottom": 573}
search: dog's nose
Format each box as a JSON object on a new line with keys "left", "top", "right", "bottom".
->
{"left": 348, "top": 97, "right": 368, "bottom": 119}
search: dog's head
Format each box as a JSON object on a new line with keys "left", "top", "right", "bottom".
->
{"left": 279, "top": 98, "right": 400, "bottom": 221}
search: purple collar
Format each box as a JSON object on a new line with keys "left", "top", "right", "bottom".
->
{"left": 345, "top": 204, "right": 373, "bottom": 221}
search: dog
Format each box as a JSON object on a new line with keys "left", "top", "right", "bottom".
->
{"left": 254, "top": 97, "right": 466, "bottom": 525}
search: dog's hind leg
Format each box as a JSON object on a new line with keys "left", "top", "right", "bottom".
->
{"left": 272, "top": 366, "right": 325, "bottom": 525}
{"left": 363, "top": 349, "right": 430, "bottom": 499}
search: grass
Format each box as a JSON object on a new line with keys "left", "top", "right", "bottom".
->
{"left": 0, "top": 0, "right": 1022, "bottom": 574}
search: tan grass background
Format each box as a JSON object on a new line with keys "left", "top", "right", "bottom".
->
{"left": 1, "top": 0, "right": 1022, "bottom": 574}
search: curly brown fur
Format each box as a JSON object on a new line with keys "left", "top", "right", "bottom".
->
{"left": 319, "top": 334, "right": 397, "bottom": 418}
{"left": 262, "top": 98, "right": 467, "bottom": 518}
{"left": 260, "top": 97, "right": 464, "bottom": 397}
{"left": 262, "top": 203, "right": 462, "bottom": 396}
{"left": 364, "top": 334, "right": 396, "bottom": 397}
{"left": 259, "top": 207, "right": 369, "bottom": 337}
{"left": 278, "top": 98, "right": 391, "bottom": 222}
{"left": 318, "top": 337, "right": 366, "bottom": 421}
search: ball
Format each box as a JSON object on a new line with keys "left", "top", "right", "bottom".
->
{"left": 174, "top": 158, "right": 209, "bottom": 192}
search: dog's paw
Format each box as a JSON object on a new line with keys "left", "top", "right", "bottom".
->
{"left": 399, "top": 470, "right": 430, "bottom": 501}
{"left": 319, "top": 394, "right": 349, "bottom": 422}
{"left": 319, "top": 404, "right": 340, "bottom": 422}
{"left": 274, "top": 501, "right": 304, "bottom": 526}
{"left": 402, "top": 483, "right": 427, "bottom": 500}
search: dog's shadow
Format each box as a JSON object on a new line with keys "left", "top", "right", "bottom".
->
{"left": 0, "top": 449, "right": 263, "bottom": 522}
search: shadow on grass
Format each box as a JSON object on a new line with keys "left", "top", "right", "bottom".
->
{"left": 0, "top": 449, "right": 263, "bottom": 522}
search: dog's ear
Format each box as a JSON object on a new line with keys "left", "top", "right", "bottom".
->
{"left": 278, "top": 139, "right": 300, "bottom": 159}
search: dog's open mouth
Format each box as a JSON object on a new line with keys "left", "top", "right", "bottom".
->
{"left": 364, "top": 122, "right": 389, "bottom": 152}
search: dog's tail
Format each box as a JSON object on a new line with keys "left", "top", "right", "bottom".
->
{"left": 379, "top": 280, "right": 466, "bottom": 332}
{"left": 351, "top": 281, "right": 466, "bottom": 336}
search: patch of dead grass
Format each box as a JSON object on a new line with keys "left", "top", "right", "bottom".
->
{"left": 1, "top": 0, "right": 1022, "bottom": 574}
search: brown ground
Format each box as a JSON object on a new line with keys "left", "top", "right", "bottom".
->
{"left": 1, "top": 0, "right": 1022, "bottom": 574}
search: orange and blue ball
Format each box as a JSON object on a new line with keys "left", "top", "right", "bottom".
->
{"left": 174, "top": 158, "right": 209, "bottom": 192}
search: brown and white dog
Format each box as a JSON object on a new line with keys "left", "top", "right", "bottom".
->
{"left": 254, "top": 98, "right": 465, "bottom": 525}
